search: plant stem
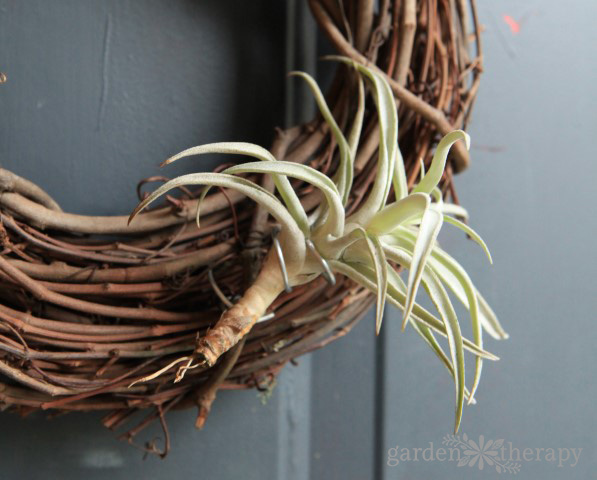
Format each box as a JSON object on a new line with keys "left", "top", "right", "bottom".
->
{"left": 192, "top": 251, "right": 285, "bottom": 367}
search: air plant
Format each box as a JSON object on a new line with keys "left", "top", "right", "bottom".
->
{"left": 129, "top": 57, "right": 507, "bottom": 432}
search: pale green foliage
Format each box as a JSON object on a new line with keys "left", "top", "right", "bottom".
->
{"left": 130, "top": 58, "right": 507, "bottom": 433}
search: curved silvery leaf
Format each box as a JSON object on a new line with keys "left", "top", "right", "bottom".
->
{"left": 389, "top": 240, "right": 472, "bottom": 416}
{"left": 290, "top": 72, "right": 352, "bottom": 204}
{"left": 366, "top": 192, "right": 430, "bottom": 236}
{"left": 410, "top": 321, "right": 477, "bottom": 405}
{"left": 427, "top": 250, "right": 484, "bottom": 403}
{"left": 440, "top": 203, "right": 469, "bottom": 221}
{"left": 413, "top": 130, "right": 470, "bottom": 195}
{"left": 129, "top": 173, "right": 306, "bottom": 272}
{"left": 443, "top": 215, "right": 493, "bottom": 264}
{"left": 223, "top": 161, "right": 344, "bottom": 239}
{"left": 420, "top": 249, "right": 508, "bottom": 349}
{"left": 386, "top": 265, "right": 493, "bottom": 360}
{"left": 331, "top": 260, "right": 498, "bottom": 361}
{"left": 388, "top": 226, "right": 506, "bottom": 341}
{"left": 381, "top": 268, "right": 478, "bottom": 404}
{"left": 421, "top": 268, "right": 465, "bottom": 433}
{"left": 403, "top": 207, "right": 443, "bottom": 330}
{"left": 386, "top": 228, "right": 483, "bottom": 402}
{"left": 160, "top": 142, "right": 310, "bottom": 235}
{"left": 328, "top": 56, "right": 406, "bottom": 224}
{"left": 305, "top": 68, "right": 362, "bottom": 229}
{"left": 430, "top": 186, "right": 443, "bottom": 204}
{"left": 348, "top": 75, "right": 365, "bottom": 165}
{"left": 382, "top": 245, "right": 498, "bottom": 371}
{"left": 476, "top": 289, "right": 509, "bottom": 340}
{"left": 427, "top": 255, "right": 508, "bottom": 341}
{"left": 352, "top": 228, "right": 388, "bottom": 335}
{"left": 393, "top": 146, "right": 408, "bottom": 196}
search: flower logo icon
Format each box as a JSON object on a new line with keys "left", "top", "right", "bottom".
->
{"left": 443, "top": 434, "right": 521, "bottom": 474}
{"left": 461, "top": 435, "right": 500, "bottom": 469}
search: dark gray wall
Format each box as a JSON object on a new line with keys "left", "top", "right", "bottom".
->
{"left": 0, "top": 1, "right": 595, "bottom": 479}
{"left": 0, "top": 0, "right": 285, "bottom": 215}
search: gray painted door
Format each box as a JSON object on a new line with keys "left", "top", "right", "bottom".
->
{"left": 0, "top": 1, "right": 594, "bottom": 479}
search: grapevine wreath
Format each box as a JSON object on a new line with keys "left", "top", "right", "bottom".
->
{"left": 0, "top": 0, "right": 506, "bottom": 456}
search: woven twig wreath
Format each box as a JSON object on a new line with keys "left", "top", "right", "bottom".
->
{"left": 0, "top": 0, "right": 483, "bottom": 455}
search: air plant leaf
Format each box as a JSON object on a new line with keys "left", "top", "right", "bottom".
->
{"left": 394, "top": 146, "right": 407, "bottom": 197}
{"left": 386, "top": 228, "right": 484, "bottom": 402}
{"left": 370, "top": 235, "right": 388, "bottom": 335}
{"left": 223, "top": 161, "right": 344, "bottom": 239}
{"left": 402, "top": 207, "right": 443, "bottom": 330}
{"left": 426, "top": 255, "right": 498, "bottom": 339}
{"left": 386, "top": 266, "right": 465, "bottom": 393}
{"left": 421, "top": 269, "right": 466, "bottom": 433}
{"left": 129, "top": 172, "right": 306, "bottom": 271}
{"left": 366, "top": 192, "right": 430, "bottom": 236}
{"left": 476, "top": 289, "right": 509, "bottom": 340}
{"left": 440, "top": 202, "right": 469, "bottom": 221}
{"left": 388, "top": 226, "right": 506, "bottom": 341}
{"left": 378, "top": 266, "right": 474, "bottom": 404}
{"left": 289, "top": 71, "right": 353, "bottom": 203}
{"left": 351, "top": 228, "right": 388, "bottom": 335}
{"left": 327, "top": 56, "right": 405, "bottom": 225}
{"left": 413, "top": 130, "right": 470, "bottom": 195}
{"left": 342, "top": 59, "right": 406, "bottom": 202}
{"left": 383, "top": 238, "right": 472, "bottom": 422}
{"left": 430, "top": 186, "right": 443, "bottom": 204}
{"left": 332, "top": 259, "right": 498, "bottom": 360}
{"left": 410, "top": 322, "right": 477, "bottom": 405}
{"left": 427, "top": 249, "right": 484, "bottom": 404}
{"left": 160, "top": 142, "right": 310, "bottom": 235}
{"left": 348, "top": 75, "right": 365, "bottom": 164}
{"left": 443, "top": 215, "right": 493, "bottom": 264}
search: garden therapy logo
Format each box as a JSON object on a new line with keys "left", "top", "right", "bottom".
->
{"left": 442, "top": 434, "right": 520, "bottom": 473}
{"left": 387, "top": 433, "right": 582, "bottom": 474}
